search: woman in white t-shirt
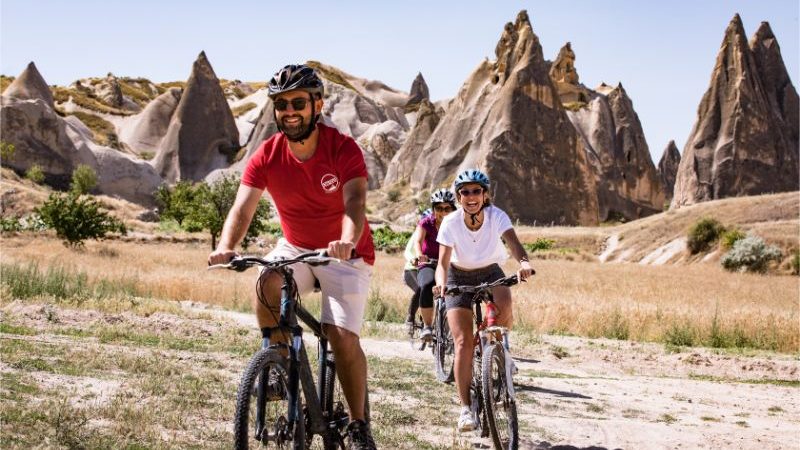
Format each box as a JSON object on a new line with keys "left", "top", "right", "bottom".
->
{"left": 433, "top": 169, "right": 534, "bottom": 433}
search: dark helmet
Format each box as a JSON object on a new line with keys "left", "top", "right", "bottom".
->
{"left": 453, "top": 169, "right": 490, "bottom": 191}
{"left": 268, "top": 64, "right": 324, "bottom": 99}
{"left": 430, "top": 188, "right": 456, "bottom": 207}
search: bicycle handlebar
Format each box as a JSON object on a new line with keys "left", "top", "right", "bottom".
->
{"left": 207, "top": 250, "right": 342, "bottom": 272}
{"left": 445, "top": 274, "right": 520, "bottom": 296}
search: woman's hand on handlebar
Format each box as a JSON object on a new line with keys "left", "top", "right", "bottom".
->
{"left": 208, "top": 248, "right": 237, "bottom": 266}
{"left": 432, "top": 284, "right": 446, "bottom": 297}
{"left": 517, "top": 260, "right": 534, "bottom": 282}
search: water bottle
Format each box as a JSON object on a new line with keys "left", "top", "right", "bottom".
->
{"left": 486, "top": 301, "right": 498, "bottom": 327}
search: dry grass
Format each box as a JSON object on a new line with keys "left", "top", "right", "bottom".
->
{"left": 2, "top": 235, "right": 796, "bottom": 352}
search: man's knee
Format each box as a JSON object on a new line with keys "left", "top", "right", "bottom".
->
{"left": 253, "top": 270, "right": 283, "bottom": 309}
{"left": 324, "top": 324, "right": 360, "bottom": 350}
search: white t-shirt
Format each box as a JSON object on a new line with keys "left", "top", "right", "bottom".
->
{"left": 437, "top": 205, "right": 513, "bottom": 270}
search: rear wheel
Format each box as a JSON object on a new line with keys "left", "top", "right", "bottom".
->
{"left": 434, "top": 300, "right": 455, "bottom": 382}
{"left": 234, "top": 349, "right": 305, "bottom": 450}
{"left": 407, "top": 314, "right": 426, "bottom": 351}
{"left": 481, "top": 343, "right": 518, "bottom": 450}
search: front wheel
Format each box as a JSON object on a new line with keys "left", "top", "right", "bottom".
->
{"left": 481, "top": 343, "right": 518, "bottom": 450}
{"left": 234, "top": 348, "right": 305, "bottom": 450}
{"left": 434, "top": 300, "right": 454, "bottom": 383}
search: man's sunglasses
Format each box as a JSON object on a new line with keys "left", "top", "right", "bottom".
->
{"left": 274, "top": 97, "right": 310, "bottom": 112}
{"left": 434, "top": 205, "right": 454, "bottom": 212}
{"left": 458, "top": 188, "right": 484, "bottom": 197}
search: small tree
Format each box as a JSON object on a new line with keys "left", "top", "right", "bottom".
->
{"left": 25, "top": 165, "right": 45, "bottom": 184}
{"left": 36, "top": 192, "right": 126, "bottom": 247}
{"left": 190, "top": 174, "right": 270, "bottom": 249}
{"left": 71, "top": 164, "right": 98, "bottom": 195}
{"left": 155, "top": 180, "right": 198, "bottom": 227}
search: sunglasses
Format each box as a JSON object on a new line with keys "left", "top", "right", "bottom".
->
{"left": 274, "top": 97, "right": 310, "bottom": 112}
{"left": 458, "top": 188, "right": 484, "bottom": 197}
{"left": 434, "top": 205, "right": 454, "bottom": 213}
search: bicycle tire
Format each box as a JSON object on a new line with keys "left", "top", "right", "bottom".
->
{"left": 434, "top": 301, "right": 455, "bottom": 383}
{"left": 481, "top": 343, "right": 519, "bottom": 450}
{"left": 319, "top": 351, "right": 371, "bottom": 450}
{"left": 234, "top": 348, "right": 305, "bottom": 450}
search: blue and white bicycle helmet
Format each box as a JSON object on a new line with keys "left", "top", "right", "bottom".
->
{"left": 453, "top": 169, "right": 490, "bottom": 191}
{"left": 430, "top": 188, "right": 456, "bottom": 207}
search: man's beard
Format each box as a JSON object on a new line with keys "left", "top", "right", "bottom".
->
{"left": 278, "top": 115, "right": 312, "bottom": 141}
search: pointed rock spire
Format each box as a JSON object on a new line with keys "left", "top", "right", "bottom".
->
{"left": 671, "top": 14, "right": 799, "bottom": 208}
{"left": 657, "top": 140, "right": 681, "bottom": 201}
{"left": 405, "top": 72, "right": 430, "bottom": 112}
{"left": 2, "top": 62, "right": 54, "bottom": 107}
{"left": 152, "top": 51, "right": 240, "bottom": 183}
{"left": 549, "top": 42, "right": 579, "bottom": 84}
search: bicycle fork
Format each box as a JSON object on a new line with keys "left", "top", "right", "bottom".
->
{"left": 482, "top": 327, "right": 517, "bottom": 400}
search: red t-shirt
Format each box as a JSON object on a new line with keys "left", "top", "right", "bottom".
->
{"left": 242, "top": 124, "right": 375, "bottom": 265}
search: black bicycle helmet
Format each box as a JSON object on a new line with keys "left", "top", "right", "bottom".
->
{"left": 268, "top": 64, "right": 325, "bottom": 143}
{"left": 268, "top": 64, "right": 324, "bottom": 99}
{"left": 430, "top": 188, "right": 456, "bottom": 208}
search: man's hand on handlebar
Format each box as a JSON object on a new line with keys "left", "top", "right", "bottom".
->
{"left": 326, "top": 240, "right": 355, "bottom": 261}
{"left": 208, "top": 248, "right": 237, "bottom": 266}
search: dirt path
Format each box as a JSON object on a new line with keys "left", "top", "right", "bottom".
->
{"left": 189, "top": 303, "right": 800, "bottom": 450}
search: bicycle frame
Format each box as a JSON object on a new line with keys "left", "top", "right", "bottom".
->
{"left": 470, "top": 291, "right": 516, "bottom": 400}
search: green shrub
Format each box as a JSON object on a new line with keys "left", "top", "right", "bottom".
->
{"left": 721, "top": 235, "right": 782, "bottom": 273}
{"left": 371, "top": 226, "right": 412, "bottom": 253}
{"left": 0, "top": 141, "right": 15, "bottom": 163}
{"left": 720, "top": 229, "right": 746, "bottom": 250}
{"left": 523, "top": 238, "right": 555, "bottom": 252}
{"left": 387, "top": 189, "right": 401, "bottom": 203}
{"left": 0, "top": 214, "right": 46, "bottom": 232}
{"left": 70, "top": 164, "right": 98, "bottom": 195}
{"left": 25, "top": 165, "right": 45, "bottom": 184}
{"left": 791, "top": 250, "right": 800, "bottom": 276}
{"left": 687, "top": 217, "right": 725, "bottom": 254}
{"left": 664, "top": 321, "right": 695, "bottom": 347}
{"left": 155, "top": 181, "right": 197, "bottom": 227}
{"left": 35, "top": 192, "right": 126, "bottom": 247}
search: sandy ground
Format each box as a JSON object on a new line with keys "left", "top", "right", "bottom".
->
{"left": 191, "top": 303, "right": 800, "bottom": 450}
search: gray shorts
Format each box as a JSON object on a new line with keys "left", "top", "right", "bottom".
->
{"left": 445, "top": 264, "right": 505, "bottom": 311}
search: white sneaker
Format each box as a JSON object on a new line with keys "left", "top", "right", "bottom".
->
{"left": 457, "top": 406, "right": 477, "bottom": 432}
{"left": 420, "top": 326, "right": 433, "bottom": 341}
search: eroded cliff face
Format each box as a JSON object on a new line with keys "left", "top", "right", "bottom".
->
{"left": 550, "top": 42, "right": 664, "bottom": 221}
{"left": 672, "top": 15, "right": 799, "bottom": 208}
{"left": 386, "top": 11, "right": 599, "bottom": 225}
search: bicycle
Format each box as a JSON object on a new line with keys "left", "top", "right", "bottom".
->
{"left": 446, "top": 275, "right": 521, "bottom": 450}
{"left": 210, "top": 251, "right": 366, "bottom": 450}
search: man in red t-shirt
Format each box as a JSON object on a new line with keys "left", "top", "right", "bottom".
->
{"left": 208, "top": 64, "right": 376, "bottom": 448}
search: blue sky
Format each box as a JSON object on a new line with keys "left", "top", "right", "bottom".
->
{"left": 1, "top": 1, "right": 797, "bottom": 163}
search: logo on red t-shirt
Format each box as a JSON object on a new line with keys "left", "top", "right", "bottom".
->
{"left": 320, "top": 173, "right": 340, "bottom": 193}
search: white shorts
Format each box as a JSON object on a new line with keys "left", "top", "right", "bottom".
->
{"left": 263, "top": 238, "right": 373, "bottom": 336}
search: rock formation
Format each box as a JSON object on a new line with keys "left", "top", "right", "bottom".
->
{"left": 385, "top": 11, "right": 599, "bottom": 225}
{"left": 551, "top": 43, "right": 664, "bottom": 221}
{"left": 405, "top": 72, "right": 430, "bottom": 112}
{"left": 384, "top": 99, "right": 442, "bottom": 184}
{"left": 672, "top": 15, "right": 799, "bottom": 208}
{"left": 1, "top": 62, "right": 54, "bottom": 107}
{"left": 658, "top": 140, "right": 681, "bottom": 202}
{"left": 1, "top": 64, "right": 162, "bottom": 205}
{"left": 118, "top": 87, "right": 182, "bottom": 156}
{"left": 151, "top": 51, "right": 239, "bottom": 183}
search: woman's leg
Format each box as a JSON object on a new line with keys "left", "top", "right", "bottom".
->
{"left": 403, "top": 269, "right": 420, "bottom": 323}
{"left": 447, "top": 307, "right": 474, "bottom": 406}
{"left": 416, "top": 266, "right": 436, "bottom": 328}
